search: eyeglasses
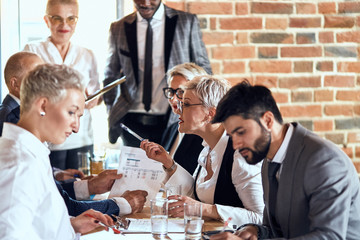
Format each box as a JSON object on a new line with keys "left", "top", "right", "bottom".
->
{"left": 177, "top": 101, "right": 203, "bottom": 114}
{"left": 47, "top": 15, "right": 79, "bottom": 25}
{"left": 162, "top": 87, "right": 184, "bottom": 99}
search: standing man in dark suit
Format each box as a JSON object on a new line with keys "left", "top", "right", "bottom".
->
{"left": 211, "top": 82, "right": 360, "bottom": 240}
{"left": 0, "top": 52, "right": 43, "bottom": 135}
{"left": 103, "top": 0, "right": 212, "bottom": 146}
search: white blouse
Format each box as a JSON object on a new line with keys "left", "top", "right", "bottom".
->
{"left": 166, "top": 131, "right": 264, "bottom": 226}
{"left": 23, "top": 38, "right": 100, "bottom": 150}
{"left": 0, "top": 123, "right": 78, "bottom": 240}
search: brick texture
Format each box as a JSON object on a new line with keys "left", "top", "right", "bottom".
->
{"left": 166, "top": 0, "right": 360, "bottom": 169}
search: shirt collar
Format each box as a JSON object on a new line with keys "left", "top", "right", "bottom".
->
{"left": 269, "top": 123, "right": 294, "bottom": 164}
{"left": 199, "top": 130, "right": 228, "bottom": 166}
{"left": 9, "top": 93, "right": 20, "bottom": 105}
{"left": 2, "top": 123, "right": 50, "bottom": 157}
{"left": 136, "top": 2, "right": 164, "bottom": 22}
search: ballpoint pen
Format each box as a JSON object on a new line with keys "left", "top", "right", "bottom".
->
{"left": 220, "top": 217, "right": 232, "bottom": 232}
{"left": 119, "top": 123, "right": 145, "bottom": 141}
{"left": 84, "top": 213, "right": 122, "bottom": 234}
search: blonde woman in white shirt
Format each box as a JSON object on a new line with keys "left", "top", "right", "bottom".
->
{"left": 141, "top": 76, "right": 264, "bottom": 226}
{"left": 0, "top": 64, "right": 113, "bottom": 240}
{"left": 23, "top": 0, "right": 99, "bottom": 170}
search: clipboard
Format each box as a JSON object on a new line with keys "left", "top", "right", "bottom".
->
{"left": 85, "top": 76, "right": 126, "bottom": 102}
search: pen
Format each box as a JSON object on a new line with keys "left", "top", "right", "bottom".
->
{"left": 220, "top": 217, "right": 232, "bottom": 232}
{"left": 56, "top": 169, "right": 81, "bottom": 178}
{"left": 120, "top": 123, "right": 145, "bottom": 141}
{"left": 84, "top": 213, "right": 122, "bottom": 234}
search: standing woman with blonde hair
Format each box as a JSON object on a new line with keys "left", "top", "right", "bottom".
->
{"left": 0, "top": 64, "right": 113, "bottom": 239}
{"left": 24, "top": 0, "right": 100, "bottom": 170}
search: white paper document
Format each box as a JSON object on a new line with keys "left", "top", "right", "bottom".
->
{"left": 108, "top": 146, "right": 165, "bottom": 203}
{"left": 124, "top": 218, "right": 185, "bottom": 233}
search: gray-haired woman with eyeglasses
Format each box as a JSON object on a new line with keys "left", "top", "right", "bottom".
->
{"left": 141, "top": 76, "right": 264, "bottom": 227}
{"left": 23, "top": 0, "right": 100, "bottom": 171}
{"left": 160, "top": 63, "right": 207, "bottom": 174}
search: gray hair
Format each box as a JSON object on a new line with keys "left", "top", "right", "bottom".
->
{"left": 184, "top": 75, "right": 231, "bottom": 109}
{"left": 20, "top": 64, "right": 84, "bottom": 113}
{"left": 46, "top": 0, "right": 79, "bottom": 14}
{"left": 166, "top": 62, "right": 208, "bottom": 85}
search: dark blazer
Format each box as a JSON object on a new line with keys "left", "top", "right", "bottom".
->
{"left": 0, "top": 94, "right": 20, "bottom": 136}
{"left": 258, "top": 123, "right": 360, "bottom": 239}
{"left": 55, "top": 180, "right": 119, "bottom": 217}
{"left": 161, "top": 122, "right": 202, "bottom": 174}
{"left": 103, "top": 5, "right": 212, "bottom": 142}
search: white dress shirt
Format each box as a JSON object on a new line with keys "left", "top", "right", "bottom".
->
{"left": 0, "top": 123, "right": 78, "bottom": 240}
{"left": 131, "top": 2, "right": 168, "bottom": 114}
{"left": 267, "top": 123, "right": 294, "bottom": 179}
{"left": 23, "top": 39, "right": 100, "bottom": 150}
{"left": 166, "top": 131, "right": 264, "bottom": 225}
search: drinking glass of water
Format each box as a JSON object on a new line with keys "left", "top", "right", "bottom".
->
{"left": 166, "top": 184, "right": 182, "bottom": 203}
{"left": 184, "top": 202, "right": 203, "bottom": 239}
{"left": 150, "top": 198, "right": 168, "bottom": 237}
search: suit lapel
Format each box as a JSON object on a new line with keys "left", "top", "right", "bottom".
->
{"left": 276, "top": 123, "right": 305, "bottom": 238}
{"left": 164, "top": 7, "right": 178, "bottom": 72}
{"left": 124, "top": 18, "right": 139, "bottom": 86}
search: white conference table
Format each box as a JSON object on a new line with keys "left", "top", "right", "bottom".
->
{"left": 81, "top": 206, "right": 223, "bottom": 240}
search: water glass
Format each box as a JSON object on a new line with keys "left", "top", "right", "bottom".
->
{"left": 184, "top": 203, "right": 203, "bottom": 240}
{"left": 166, "top": 184, "right": 182, "bottom": 202}
{"left": 77, "top": 152, "right": 90, "bottom": 176}
{"left": 150, "top": 198, "right": 168, "bottom": 237}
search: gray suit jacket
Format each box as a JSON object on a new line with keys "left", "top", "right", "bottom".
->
{"left": 259, "top": 123, "right": 360, "bottom": 239}
{"left": 103, "top": 5, "right": 211, "bottom": 131}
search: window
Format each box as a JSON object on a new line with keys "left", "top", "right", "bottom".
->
{"left": 0, "top": 0, "right": 133, "bottom": 146}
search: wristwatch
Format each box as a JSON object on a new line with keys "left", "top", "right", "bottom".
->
{"left": 162, "top": 160, "right": 176, "bottom": 172}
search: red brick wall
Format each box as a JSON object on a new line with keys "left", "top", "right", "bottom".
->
{"left": 166, "top": 0, "right": 360, "bottom": 172}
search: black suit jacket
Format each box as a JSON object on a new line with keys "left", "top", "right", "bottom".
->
{"left": 161, "top": 122, "right": 203, "bottom": 174}
{"left": 0, "top": 94, "right": 20, "bottom": 136}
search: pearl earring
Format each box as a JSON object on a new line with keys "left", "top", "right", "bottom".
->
{"left": 40, "top": 111, "right": 46, "bottom": 116}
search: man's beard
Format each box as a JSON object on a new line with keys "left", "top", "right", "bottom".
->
{"left": 239, "top": 124, "right": 271, "bottom": 165}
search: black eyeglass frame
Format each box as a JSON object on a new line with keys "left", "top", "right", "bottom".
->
{"left": 162, "top": 87, "right": 184, "bottom": 99}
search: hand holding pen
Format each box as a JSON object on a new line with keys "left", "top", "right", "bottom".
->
{"left": 120, "top": 123, "right": 145, "bottom": 142}
{"left": 54, "top": 168, "right": 84, "bottom": 181}
{"left": 71, "top": 209, "right": 115, "bottom": 235}
{"left": 84, "top": 213, "right": 122, "bottom": 234}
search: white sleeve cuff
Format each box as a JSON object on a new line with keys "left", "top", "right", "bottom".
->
{"left": 112, "top": 197, "right": 132, "bottom": 216}
{"left": 74, "top": 180, "right": 90, "bottom": 200}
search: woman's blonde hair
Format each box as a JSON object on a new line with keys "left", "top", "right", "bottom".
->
{"left": 166, "top": 62, "right": 208, "bottom": 85}
{"left": 46, "top": 0, "right": 79, "bottom": 14}
{"left": 20, "top": 64, "right": 84, "bottom": 113}
{"left": 184, "top": 75, "right": 231, "bottom": 109}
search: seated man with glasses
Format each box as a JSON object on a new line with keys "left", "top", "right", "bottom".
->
{"left": 160, "top": 63, "right": 205, "bottom": 175}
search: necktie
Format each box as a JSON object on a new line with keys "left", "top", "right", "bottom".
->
{"left": 268, "top": 162, "right": 282, "bottom": 235}
{"left": 143, "top": 18, "right": 152, "bottom": 112}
